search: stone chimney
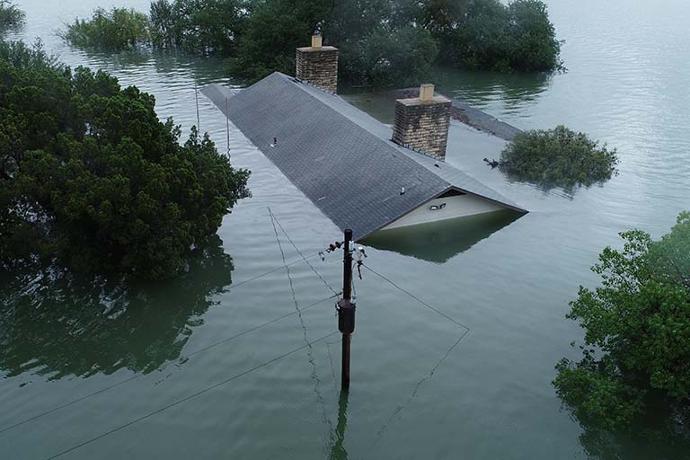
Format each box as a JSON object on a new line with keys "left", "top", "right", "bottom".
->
{"left": 392, "top": 84, "right": 451, "bottom": 161}
{"left": 296, "top": 34, "right": 339, "bottom": 93}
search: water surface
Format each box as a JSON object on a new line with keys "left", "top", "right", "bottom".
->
{"left": 1, "top": 1, "right": 689, "bottom": 458}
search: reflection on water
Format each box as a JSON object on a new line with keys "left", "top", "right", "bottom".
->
{"left": 0, "top": 236, "right": 233, "bottom": 380}
{"left": 575, "top": 404, "right": 690, "bottom": 460}
{"left": 342, "top": 66, "right": 551, "bottom": 124}
{"left": 433, "top": 66, "right": 552, "bottom": 115}
{"left": 328, "top": 390, "right": 350, "bottom": 460}
{"left": 71, "top": 46, "right": 236, "bottom": 88}
{"left": 363, "top": 211, "right": 521, "bottom": 263}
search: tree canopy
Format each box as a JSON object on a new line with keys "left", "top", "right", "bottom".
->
{"left": 554, "top": 212, "right": 690, "bottom": 433}
{"left": 0, "top": 41, "right": 249, "bottom": 280}
{"left": 0, "top": 0, "right": 24, "bottom": 32}
{"left": 63, "top": 7, "right": 150, "bottom": 50}
{"left": 149, "top": 0, "right": 248, "bottom": 55}
{"left": 62, "top": 0, "right": 562, "bottom": 87}
{"left": 498, "top": 125, "right": 618, "bottom": 192}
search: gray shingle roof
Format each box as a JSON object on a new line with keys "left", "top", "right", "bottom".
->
{"left": 202, "top": 72, "right": 526, "bottom": 240}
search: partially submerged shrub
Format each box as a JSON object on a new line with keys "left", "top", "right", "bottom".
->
{"left": 63, "top": 7, "right": 150, "bottom": 50}
{"left": 0, "top": 40, "right": 250, "bottom": 279}
{"left": 554, "top": 212, "right": 690, "bottom": 431}
{"left": 0, "top": 0, "right": 24, "bottom": 32}
{"left": 499, "top": 125, "right": 618, "bottom": 190}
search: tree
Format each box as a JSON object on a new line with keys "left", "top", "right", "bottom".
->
{"left": 230, "top": 0, "right": 438, "bottom": 86}
{"left": 339, "top": 25, "right": 438, "bottom": 87}
{"left": 0, "top": 0, "right": 24, "bottom": 32}
{"left": 507, "top": 0, "right": 563, "bottom": 72}
{"left": 498, "top": 125, "right": 618, "bottom": 192}
{"left": 149, "top": 0, "right": 247, "bottom": 55}
{"left": 554, "top": 212, "right": 690, "bottom": 433}
{"left": 228, "top": 0, "right": 330, "bottom": 81}
{"left": 435, "top": 0, "right": 562, "bottom": 72}
{"left": 0, "top": 41, "right": 249, "bottom": 280}
{"left": 62, "top": 7, "right": 150, "bottom": 50}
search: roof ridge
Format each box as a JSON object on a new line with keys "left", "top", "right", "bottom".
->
{"left": 203, "top": 75, "right": 525, "bottom": 239}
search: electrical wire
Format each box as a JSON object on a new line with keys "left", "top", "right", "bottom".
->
{"left": 0, "top": 294, "right": 339, "bottom": 436}
{"left": 47, "top": 331, "right": 339, "bottom": 459}
{"left": 360, "top": 262, "right": 472, "bottom": 445}
{"left": 361, "top": 263, "right": 470, "bottom": 331}
{"left": 268, "top": 207, "right": 339, "bottom": 296}
{"left": 228, "top": 251, "right": 324, "bottom": 292}
{"left": 1, "top": 214, "right": 339, "bottom": 437}
{"left": 268, "top": 208, "right": 335, "bottom": 444}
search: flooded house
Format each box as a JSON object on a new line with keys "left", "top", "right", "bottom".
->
{"left": 203, "top": 36, "right": 526, "bottom": 243}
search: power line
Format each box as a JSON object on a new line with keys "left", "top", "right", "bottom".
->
{"left": 48, "top": 331, "right": 338, "bottom": 459}
{"left": 268, "top": 208, "right": 335, "bottom": 443}
{"left": 228, "top": 251, "right": 324, "bottom": 292}
{"left": 1, "top": 217, "right": 338, "bottom": 436}
{"left": 361, "top": 263, "right": 470, "bottom": 331}
{"left": 360, "top": 262, "right": 472, "bottom": 444}
{"left": 268, "top": 207, "right": 339, "bottom": 296}
{"left": 0, "top": 294, "right": 338, "bottom": 436}
{"left": 374, "top": 328, "right": 470, "bottom": 443}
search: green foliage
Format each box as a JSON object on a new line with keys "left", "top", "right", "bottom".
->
{"left": 433, "top": 0, "right": 563, "bottom": 72}
{"left": 499, "top": 125, "right": 618, "bottom": 191}
{"left": 337, "top": 25, "right": 438, "bottom": 87}
{"left": 149, "top": 0, "right": 247, "bottom": 55}
{"left": 228, "top": 0, "right": 330, "bottom": 81}
{"left": 0, "top": 0, "right": 24, "bottom": 32}
{"left": 554, "top": 213, "right": 690, "bottom": 431}
{"left": 63, "top": 7, "right": 150, "bottom": 50}
{"left": 0, "top": 40, "right": 249, "bottom": 280}
{"left": 62, "top": 0, "right": 561, "bottom": 84}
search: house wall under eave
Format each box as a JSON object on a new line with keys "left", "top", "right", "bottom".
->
{"left": 381, "top": 193, "right": 505, "bottom": 231}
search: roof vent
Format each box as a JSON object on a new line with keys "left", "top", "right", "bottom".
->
{"left": 392, "top": 84, "right": 452, "bottom": 161}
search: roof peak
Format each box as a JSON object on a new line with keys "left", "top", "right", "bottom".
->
{"left": 202, "top": 76, "right": 525, "bottom": 239}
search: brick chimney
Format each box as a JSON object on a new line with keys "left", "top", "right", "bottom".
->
{"left": 392, "top": 84, "right": 451, "bottom": 161}
{"left": 296, "top": 35, "right": 339, "bottom": 93}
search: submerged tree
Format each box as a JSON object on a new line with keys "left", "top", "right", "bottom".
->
{"left": 62, "top": 0, "right": 562, "bottom": 86}
{"left": 0, "top": 0, "right": 24, "bottom": 32}
{"left": 149, "top": 0, "right": 247, "bottom": 55}
{"left": 554, "top": 212, "right": 690, "bottom": 436}
{"left": 498, "top": 125, "right": 618, "bottom": 191}
{"left": 412, "top": 0, "right": 563, "bottom": 72}
{"left": 63, "top": 7, "right": 150, "bottom": 50}
{"left": 0, "top": 41, "right": 249, "bottom": 280}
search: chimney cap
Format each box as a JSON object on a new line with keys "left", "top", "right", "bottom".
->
{"left": 311, "top": 34, "right": 322, "bottom": 49}
{"left": 419, "top": 84, "right": 435, "bottom": 102}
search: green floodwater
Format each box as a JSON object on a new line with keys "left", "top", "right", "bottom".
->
{"left": 1, "top": 1, "right": 689, "bottom": 458}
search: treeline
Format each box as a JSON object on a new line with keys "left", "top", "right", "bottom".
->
{"left": 64, "top": 0, "right": 562, "bottom": 87}
{"left": 0, "top": 40, "right": 249, "bottom": 280}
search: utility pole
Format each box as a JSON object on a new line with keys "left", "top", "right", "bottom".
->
{"left": 337, "top": 228, "right": 355, "bottom": 389}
